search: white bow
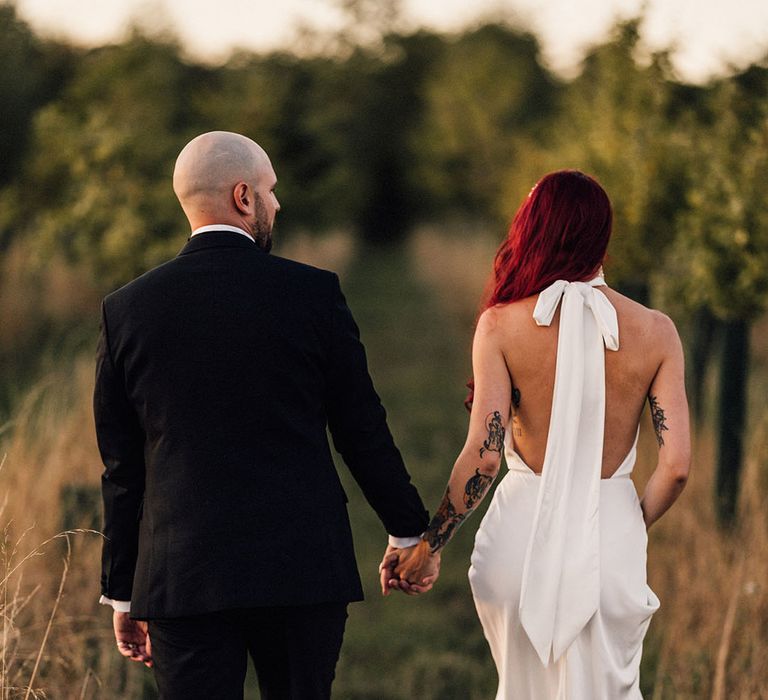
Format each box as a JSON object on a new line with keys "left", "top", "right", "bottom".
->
{"left": 533, "top": 278, "right": 619, "bottom": 351}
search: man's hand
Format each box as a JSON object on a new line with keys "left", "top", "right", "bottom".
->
{"left": 113, "top": 611, "right": 153, "bottom": 667}
{"left": 379, "top": 544, "right": 406, "bottom": 596}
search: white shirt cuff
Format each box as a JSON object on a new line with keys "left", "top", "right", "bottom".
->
{"left": 388, "top": 534, "right": 423, "bottom": 548}
{"left": 99, "top": 595, "right": 131, "bottom": 613}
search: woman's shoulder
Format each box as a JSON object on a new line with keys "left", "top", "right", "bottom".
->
{"left": 478, "top": 298, "right": 537, "bottom": 333}
{"left": 602, "top": 287, "right": 680, "bottom": 346}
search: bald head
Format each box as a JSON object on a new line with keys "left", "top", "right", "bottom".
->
{"left": 173, "top": 131, "right": 280, "bottom": 249}
{"left": 174, "top": 131, "right": 271, "bottom": 204}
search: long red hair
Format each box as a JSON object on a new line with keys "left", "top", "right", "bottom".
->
{"left": 465, "top": 170, "right": 612, "bottom": 410}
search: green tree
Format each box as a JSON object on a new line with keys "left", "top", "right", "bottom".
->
{"left": 339, "top": 31, "right": 446, "bottom": 242}
{"left": 1, "top": 33, "right": 203, "bottom": 288}
{"left": 190, "top": 52, "right": 349, "bottom": 232}
{"left": 0, "top": 3, "right": 72, "bottom": 216}
{"left": 412, "top": 23, "right": 559, "bottom": 224}
{"left": 195, "top": 30, "right": 445, "bottom": 243}
{"left": 550, "top": 20, "right": 689, "bottom": 303}
{"left": 667, "top": 70, "right": 768, "bottom": 525}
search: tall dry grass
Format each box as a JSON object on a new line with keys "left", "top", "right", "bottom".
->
{"left": 4, "top": 375, "right": 765, "bottom": 698}
{"left": 0, "top": 362, "right": 151, "bottom": 699}
{"left": 0, "top": 242, "right": 99, "bottom": 355}
{"left": 408, "top": 223, "right": 499, "bottom": 326}
{"left": 635, "top": 423, "right": 768, "bottom": 699}
{"left": 275, "top": 229, "right": 357, "bottom": 275}
{"left": 0, "top": 231, "right": 766, "bottom": 697}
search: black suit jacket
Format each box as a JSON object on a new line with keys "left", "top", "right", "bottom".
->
{"left": 94, "top": 231, "right": 428, "bottom": 619}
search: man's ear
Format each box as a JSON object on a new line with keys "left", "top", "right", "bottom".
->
{"left": 233, "top": 181, "right": 251, "bottom": 215}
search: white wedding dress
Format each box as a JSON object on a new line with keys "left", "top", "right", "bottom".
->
{"left": 469, "top": 278, "right": 659, "bottom": 699}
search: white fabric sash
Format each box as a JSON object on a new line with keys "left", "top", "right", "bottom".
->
{"left": 518, "top": 276, "right": 619, "bottom": 666}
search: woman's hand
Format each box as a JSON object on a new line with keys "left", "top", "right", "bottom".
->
{"left": 391, "top": 540, "right": 441, "bottom": 595}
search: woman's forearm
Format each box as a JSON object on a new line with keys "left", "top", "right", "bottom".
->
{"left": 424, "top": 410, "right": 505, "bottom": 552}
{"left": 423, "top": 466, "right": 496, "bottom": 552}
{"left": 639, "top": 463, "right": 688, "bottom": 528}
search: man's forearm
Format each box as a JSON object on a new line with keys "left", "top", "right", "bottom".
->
{"left": 100, "top": 475, "right": 143, "bottom": 600}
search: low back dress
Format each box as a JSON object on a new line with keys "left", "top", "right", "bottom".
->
{"left": 469, "top": 277, "right": 660, "bottom": 699}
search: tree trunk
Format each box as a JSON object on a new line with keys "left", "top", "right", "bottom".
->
{"left": 689, "top": 307, "right": 720, "bottom": 421}
{"left": 715, "top": 318, "right": 750, "bottom": 527}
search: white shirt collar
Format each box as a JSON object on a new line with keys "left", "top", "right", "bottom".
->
{"left": 190, "top": 224, "right": 254, "bottom": 242}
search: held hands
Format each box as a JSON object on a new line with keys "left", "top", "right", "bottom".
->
{"left": 395, "top": 540, "right": 441, "bottom": 595}
{"left": 379, "top": 540, "right": 441, "bottom": 597}
{"left": 113, "top": 610, "right": 153, "bottom": 667}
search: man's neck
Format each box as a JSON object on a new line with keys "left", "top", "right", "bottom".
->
{"left": 189, "top": 224, "right": 254, "bottom": 242}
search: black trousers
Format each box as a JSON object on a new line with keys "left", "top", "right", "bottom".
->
{"left": 147, "top": 602, "right": 348, "bottom": 700}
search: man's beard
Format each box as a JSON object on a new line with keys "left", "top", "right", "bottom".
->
{"left": 252, "top": 225, "right": 272, "bottom": 253}
{"left": 251, "top": 195, "right": 273, "bottom": 253}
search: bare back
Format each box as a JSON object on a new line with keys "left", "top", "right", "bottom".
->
{"left": 493, "top": 287, "right": 672, "bottom": 478}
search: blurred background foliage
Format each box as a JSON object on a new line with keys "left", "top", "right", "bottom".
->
{"left": 1, "top": 0, "right": 767, "bottom": 696}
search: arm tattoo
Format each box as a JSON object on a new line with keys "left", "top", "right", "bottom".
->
{"left": 648, "top": 394, "right": 669, "bottom": 446}
{"left": 479, "top": 411, "right": 505, "bottom": 457}
{"left": 424, "top": 408, "right": 503, "bottom": 552}
{"left": 464, "top": 468, "right": 495, "bottom": 508}
{"left": 425, "top": 469, "right": 495, "bottom": 553}
{"left": 424, "top": 486, "right": 466, "bottom": 552}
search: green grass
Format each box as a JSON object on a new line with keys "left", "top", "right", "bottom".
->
{"left": 328, "top": 244, "right": 498, "bottom": 699}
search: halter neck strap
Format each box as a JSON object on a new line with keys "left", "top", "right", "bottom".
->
{"left": 518, "top": 275, "right": 620, "bottom": 665}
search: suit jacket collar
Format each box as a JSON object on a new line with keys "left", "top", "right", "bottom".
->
{"left": 178, "top": 230, "right": 264, "bottom": 256}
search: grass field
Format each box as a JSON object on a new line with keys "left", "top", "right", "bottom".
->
{"left": 1, "top": 231, "right": 767, "bottom": 698}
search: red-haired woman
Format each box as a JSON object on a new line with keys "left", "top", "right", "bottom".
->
{"left": 382, "top": 171, "right": 690, "bottom": 698}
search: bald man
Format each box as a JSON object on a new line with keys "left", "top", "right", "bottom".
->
{"left": 95, "top": 132, "right": 428, "bottom": 699}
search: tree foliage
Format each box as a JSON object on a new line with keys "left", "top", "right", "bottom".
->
{"left": 1, "top": 34, "right": 205, "bottom": 286}
{"left": 548, "top": 22, "right": 689, "bottom": 299}
{"left": 661, "top": 66, "right": 768, "bottom": 525}
{"left": 1, "top": 16, "right": 767, "bottom": 521}
{"left": 0, "top": 4, "right": 72, "bottom": 210}
{"left": 411, "top": 24, "right": 558, "bottom": 222}
{"left": 668, "top": 72, "right": 768, "bottom": 321}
